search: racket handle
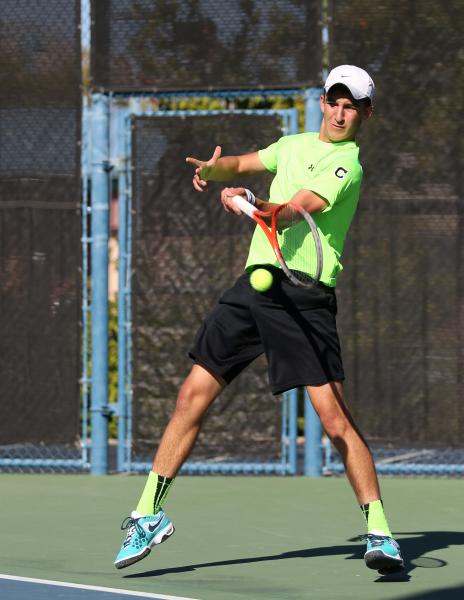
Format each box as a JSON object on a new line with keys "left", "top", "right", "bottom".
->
{"left": 232, "top": 195, "right": 257, "bottom": 217}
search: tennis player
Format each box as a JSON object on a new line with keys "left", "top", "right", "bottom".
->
{"left": 114, "top": 65, "right": 404, "bottom": 575}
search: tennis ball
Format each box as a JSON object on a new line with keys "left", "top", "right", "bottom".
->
{"left": 250, "top": 268, "right": 273, "bottom": 292}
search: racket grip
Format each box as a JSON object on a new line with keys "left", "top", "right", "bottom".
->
{"left": 232, "top": 195, "right": 257, "bottom": 217}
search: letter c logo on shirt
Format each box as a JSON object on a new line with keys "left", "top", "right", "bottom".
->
{"left": 335, "top": 167, "right": 348, "bottom": 179}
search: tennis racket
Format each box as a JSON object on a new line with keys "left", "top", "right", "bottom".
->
{"left": 232, "top": 195, "right": 323, "bottom": 288}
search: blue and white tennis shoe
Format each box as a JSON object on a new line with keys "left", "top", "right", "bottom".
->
{"left": 363, "top": 533, "right": 404, "bottom": 573}
{"left": 114, "top": 509, "right": 175, "bottom": 569}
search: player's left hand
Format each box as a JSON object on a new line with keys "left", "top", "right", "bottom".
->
{"left": 186, "top": 146, "right": 222, "bottom": 192}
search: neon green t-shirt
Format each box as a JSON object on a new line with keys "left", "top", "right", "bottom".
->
{"left": 245, "top": 132, "right": 363, "bottom": 287}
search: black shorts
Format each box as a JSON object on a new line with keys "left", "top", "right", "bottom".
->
{"left": 189, "top": 266, "right": 345, "bottom": 395}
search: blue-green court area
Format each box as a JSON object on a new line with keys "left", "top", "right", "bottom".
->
{"left": 1, "top": 475, "right": 463, "bottom": 599}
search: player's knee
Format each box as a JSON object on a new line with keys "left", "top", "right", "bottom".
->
{"left": 174, "top": 381, "right": 208, "bottom": 421}
{"left": 174, "top": 386, "right": 198, "bottom": 415}
{"left": 319, "top": 410, "right": 349, "bottom": 441}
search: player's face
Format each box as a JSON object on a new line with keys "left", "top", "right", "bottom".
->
{"left": 319, "top": 89, "right": 372, "bottom": 143}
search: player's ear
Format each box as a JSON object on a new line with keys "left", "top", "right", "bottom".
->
{"left": 362, "top": 103, "right": 373, "bottom": 121}
{"left": 319, "top": 94, "right": 325, "bottom": 112}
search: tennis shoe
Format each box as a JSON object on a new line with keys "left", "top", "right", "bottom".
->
{"left": 114, "top": 509, "right": 175, "bottom": 569}
{"left": 362, "top": 533, "right": 404, "bottom": 573}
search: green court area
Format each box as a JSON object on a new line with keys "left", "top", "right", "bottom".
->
{"left": 2, "top": 475, "right": 463, "bottom": 599}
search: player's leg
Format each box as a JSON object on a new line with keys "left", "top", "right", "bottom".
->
{"left": 115, "top": 274, "right": 263, "bottom": 569}
{"left": 306, "top": 381, "right": 404, "bottom": 573}
{"left": 114, "top": 364, "right": 224, "bottom": 570}
{"left": 153, "top": 364, "right": 225, "bottom": 477}
{"left": 253, "top": 274, "right": 403, "bottom": 573}
{"left": 307, "top": 381, "right": 379, "bottom": 503}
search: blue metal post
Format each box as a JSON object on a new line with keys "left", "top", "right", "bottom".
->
{"left": 116, "top": 106, "right": 128, "bottom": 472}
{"left": 303, "top": 88, "right": 323, "bottom": 476}
{"left": 121, "top": 97, "right": 142, "bottom": 473}
{"left": 281, "top": 389, "right": 298, "bottom": 475}
{"left": 124, "top": 105, "right": 138, "bottom": 471}
{"left": 304, "top": 88, "right": 323, "bottom": 133}
{"left": 90, "top": 93, "right": 110, "bottom": 475}
{"left": 304, "top": 389, "right": 323, "bottom": 476}
{"left": 81, "top": 98, "right": 91, "bottom": 466}
{"left": 288, "top": 389, "right": 298, "bottom": 474}
{"left": 281, "top": 392, "right": 288, "bottom": 469}
{"left": 289, "top": 107, "right": 299, "bottom": 135}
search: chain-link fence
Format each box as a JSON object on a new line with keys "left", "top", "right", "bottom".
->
{"left": 82, "top": 0, "right": 464, "bottom": 475}
{"left": 91, "top": 0, "right": 322, "bottom": 91}
{"left": 327, "top": 0, "right": 464, "bottom": 473}
{"left": 130, "top": 112, "right": 292, "bottom": 468}
{"left": 0, "top": 0, "right": 83, "bottom": 471}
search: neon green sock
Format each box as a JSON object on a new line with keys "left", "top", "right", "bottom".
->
{"left": 360, "top": 499, "right": 392, "bottom": 537}
{"left": 136, "top": 471, "right": 174, "bottom": 516}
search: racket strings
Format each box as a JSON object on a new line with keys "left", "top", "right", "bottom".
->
{"left": 277, "top": 205, "right": 321, "bottom": 284}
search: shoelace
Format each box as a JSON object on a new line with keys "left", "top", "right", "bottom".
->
{"left": 121, "top": 516, "right": 146, "bottom": 547}
{"left": 359, "top": 534, "right": 393, "bottom": 546}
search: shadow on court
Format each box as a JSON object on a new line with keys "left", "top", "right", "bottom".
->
{"left": 124, "top": 530, "right": 464, "bottom": 583}
{"left": 389, "top": 585, "right": 464, "bottom": 600}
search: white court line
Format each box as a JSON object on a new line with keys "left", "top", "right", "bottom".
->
{"left": 0, "top": 574, "right": 200, "bottom": 600}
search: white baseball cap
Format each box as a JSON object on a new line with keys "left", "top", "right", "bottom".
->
{"left": 324, "top": 65, "right": 375, "bottom": 102}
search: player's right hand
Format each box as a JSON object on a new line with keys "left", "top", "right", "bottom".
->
{"left": 185, "top": 146, "right": 222, "bottom": 192}
{"left": 220, "top": 187, "right": 247, "bottom": 215}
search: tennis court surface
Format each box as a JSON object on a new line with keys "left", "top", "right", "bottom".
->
{"left": 2, "top": 475, "right": 463, "bottom": 600}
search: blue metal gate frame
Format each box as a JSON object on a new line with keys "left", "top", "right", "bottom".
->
{"left": 112, "top": 103, "right": 300, "bottom": 475}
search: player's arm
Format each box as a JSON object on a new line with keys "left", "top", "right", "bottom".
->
{"left": 221, "top": 187, "right": 328, "bottom": 229}
{"left": 258, "top": 189, "right": 328, "bottom": 214}
{"left": 186, "top": 146, "right": 266, "bottom": 192}
{"left": 269, "top": 189, "right": 329, "bottom": 229}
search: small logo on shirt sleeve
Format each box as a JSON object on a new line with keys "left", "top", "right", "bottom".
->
{"left": 335, "top": 167, "right": 348, "bottom": 179}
